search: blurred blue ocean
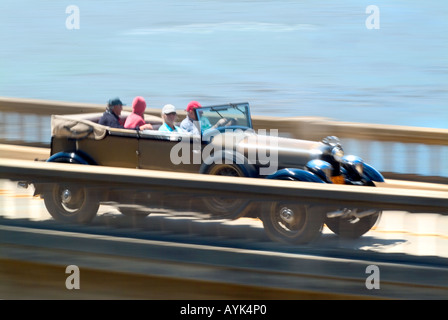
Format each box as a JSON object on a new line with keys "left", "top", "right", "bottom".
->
{"left": 0, "top": 0, "right": 447, "bottom": 128}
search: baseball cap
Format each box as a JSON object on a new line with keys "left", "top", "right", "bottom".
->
{"left": 162, "top": 104, "right": 176, "bottom": 114}
{"left": 186, "top": 101, "right": 202, "bottom": 112}
{"left": 108, "top": 97, "right": 125, "bottom": 107}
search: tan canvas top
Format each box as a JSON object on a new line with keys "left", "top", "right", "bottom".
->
{"left": 51, "top": 112, "right": 164, "bottom": 140}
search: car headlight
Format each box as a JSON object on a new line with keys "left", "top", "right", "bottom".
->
{"left": 341, "top": 155, "right": 364, "bottom": 175}
{"left": 331, "top": 146, "right": 344, "bottom": 162}
{"left": 355, "top": 162, "right": 363, "bottom": 175}
{"left": 306, "top": 160, "right": 333, "bottom": 183}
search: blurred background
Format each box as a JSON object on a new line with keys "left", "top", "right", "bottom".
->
{"left": 0, "top": 0, "right": 447, "bottom": 128}
{"left": 1, "top": 1, "right": 448, "bottom": 300}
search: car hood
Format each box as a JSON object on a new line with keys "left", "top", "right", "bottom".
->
{"left": 209, "top": 131, "right": 323, "bottom": 168}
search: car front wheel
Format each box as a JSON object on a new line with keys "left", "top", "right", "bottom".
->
{"left": 325, "top": 211, "right": 381, "bottom": 239}
{"left": 261, "top": 202, "right": 325, "bottom": 244}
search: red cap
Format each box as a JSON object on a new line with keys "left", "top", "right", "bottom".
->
{"left": 186, "top": 101, "right": 202, "bottom": 112}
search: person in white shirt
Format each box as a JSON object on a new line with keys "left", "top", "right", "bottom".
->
{"left": 180, "top": 101, "right": 202, "bottom": 135}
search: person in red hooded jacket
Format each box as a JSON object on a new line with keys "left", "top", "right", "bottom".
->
{"left": 124, "top": 96, "right": 153, "bottom": 130}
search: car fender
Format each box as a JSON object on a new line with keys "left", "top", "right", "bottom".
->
{"left": 363, "top": 163, "right": 385, "bottom": 182}
{"left": 47, "top": 151, "right": 97, "bottom": 165}
{"left": 33, "top": 151, "right": 96, "bottom": 196}
{"left": 266, "top": 168, "right": 326, "bottom": 183}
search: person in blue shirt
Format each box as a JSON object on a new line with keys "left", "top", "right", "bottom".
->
{"left": 158, "top": 104, "right": 182, "bottom": 132}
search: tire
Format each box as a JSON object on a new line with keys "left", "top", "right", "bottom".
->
{"left": 202, "top": 162, "right": 255, "bottom": 219}
{"left": 261, "top": 202, "right": 325, "bottom": 244}
{"left": 325, "top": 211, "right": 381, "bottom": 239}
{"left": 43, "top": 183, "right": 99, "bottom": 223}
{"left": 325, "top": 178, "right": 382, "bottom": 238}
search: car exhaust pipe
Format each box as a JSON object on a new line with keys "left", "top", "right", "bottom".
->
{"left": 327, "top": 208, "right": 378, "bottom": 219}
{"left": 326, "top": 209, "right": 349, "bottom": 218}
{"left": 355, "top": 209, "right": 378, "bottom": 218}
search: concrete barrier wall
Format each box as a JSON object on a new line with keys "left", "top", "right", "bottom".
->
{"left": 1, "top": 97, "right": 447, "bottom": 178}
{"left": 1, "top": 158, "right": 447, "bottom": 213}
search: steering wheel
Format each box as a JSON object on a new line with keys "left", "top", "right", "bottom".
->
{"left": 202, "top": 125, "right": 253, "bottom": 142}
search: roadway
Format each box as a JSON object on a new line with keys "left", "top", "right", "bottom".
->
{"left": 1, "top": 178, "right": 448, "bottom": 300}
{"left": 1, "top": 179, "right": 447, "bottom": 259}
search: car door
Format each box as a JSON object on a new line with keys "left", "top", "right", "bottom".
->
{"left": 138, "top": 131, "right": 202, "bottom": 173}
{"left": 77, "top": 131, "right": 139, "bottom": 168}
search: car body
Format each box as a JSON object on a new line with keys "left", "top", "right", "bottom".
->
{"left": 35, "top": 102, "right": 384, "bottom": 244}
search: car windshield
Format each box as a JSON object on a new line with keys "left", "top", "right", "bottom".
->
{"left": 195, "top": 103, "right": 252, "bottom": 133}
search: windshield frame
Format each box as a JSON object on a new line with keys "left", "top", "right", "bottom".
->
{"left": 194, "top": 102, "right": 252, "bottom": 135}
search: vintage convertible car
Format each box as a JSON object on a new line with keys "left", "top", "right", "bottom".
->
{"left": 34, "top": 102, "right": 384, "bottom": 244}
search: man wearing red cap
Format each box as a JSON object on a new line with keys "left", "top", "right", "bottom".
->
{"left": 180, "top": 100, "right": 202, "bottom": 135}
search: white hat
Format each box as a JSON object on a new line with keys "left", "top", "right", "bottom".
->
{"left": 162, "top": 104, "right": 176, "bottom": 114}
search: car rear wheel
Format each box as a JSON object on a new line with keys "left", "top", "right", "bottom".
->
{"left": 43, "top": 183, "right": 99, "bottom": 223}
{"left": 202, "top": 163, "right": 254, "bottom": 219}
{"left": 261, "top": 202, "right": 325, "bottom": 244}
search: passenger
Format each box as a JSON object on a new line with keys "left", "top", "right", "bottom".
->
{"left": 179, "top": 100, "right": 223, "bottom": 132}
{"left": 180, "top": 100, "right": 202, "bottom": 135}
{"left": 98, "top": 97, "right": 125, "bottom": 128}
{"left": 183, "top": 101, "right": 233, "bottom": 132}
{"left": 158, "top": 104, "right": 183, "bottom": 132}
{"left": 124, "top": 96, "right": 153, "bottom": 130}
